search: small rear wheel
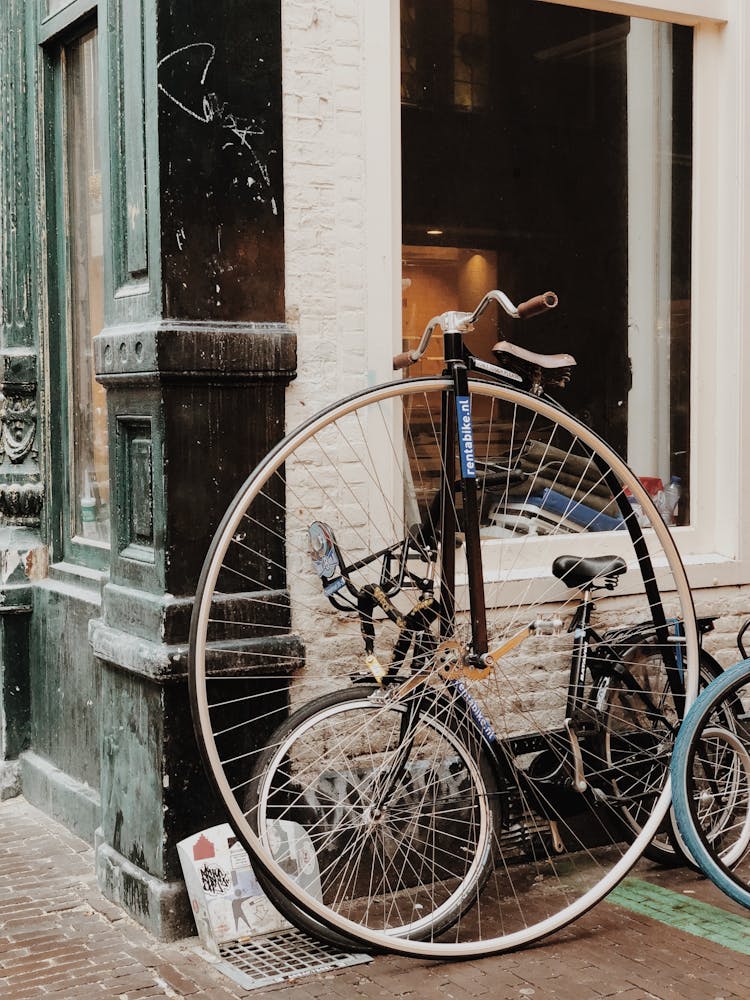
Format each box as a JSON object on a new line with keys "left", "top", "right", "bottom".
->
{"left": 246, "top": 684, "right": 500, "bottom": 941}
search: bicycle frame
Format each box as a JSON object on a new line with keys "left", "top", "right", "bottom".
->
{"left": 383, "top": 574, "right": 687, "bottom": 815}
{"left": 460, "top": 619, "right": 685, "bottom": 825}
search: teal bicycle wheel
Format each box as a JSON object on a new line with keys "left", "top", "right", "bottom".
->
{"left": 672, "top": 658, "right": 750, "bottom": 907}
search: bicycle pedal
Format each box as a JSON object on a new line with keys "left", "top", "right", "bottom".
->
{"left": 548, "top": 820, "right": 565, "bottom": 854}
{"left": 436, "top": 641, "right": 491, "bottom": 681}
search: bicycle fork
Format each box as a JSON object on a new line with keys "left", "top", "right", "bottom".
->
{"left": 441, "top": 334, "right": 488, "bottom": 661}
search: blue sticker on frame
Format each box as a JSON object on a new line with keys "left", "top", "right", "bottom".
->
{"left": 456, "top": 395, "right": 476, "bottom": 479}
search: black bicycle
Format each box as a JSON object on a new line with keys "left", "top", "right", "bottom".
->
{"left": 189, "top": 288, "right": 700, "bottom": 957}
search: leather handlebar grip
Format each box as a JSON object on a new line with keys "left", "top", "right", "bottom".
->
{"left": 393, "top": 351, "right": 416, "bottom": 370}
{"left": 516, "top": 291, "right": 558, "bottom": 319}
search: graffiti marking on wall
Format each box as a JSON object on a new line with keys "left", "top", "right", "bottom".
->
{"left": 158, "top": 42, "right": 275, "bottom": 210}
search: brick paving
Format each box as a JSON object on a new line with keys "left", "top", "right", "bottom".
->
{"left": 2, "top": 796, "right": 750, "bottom": 999}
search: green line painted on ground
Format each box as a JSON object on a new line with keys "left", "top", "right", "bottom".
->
{"left": 609, "top": 877, "right": 750, "bottom": 955}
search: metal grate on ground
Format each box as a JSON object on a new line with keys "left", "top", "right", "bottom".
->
{"left": 207, "top": 927, "right": 371, "bottom": 991}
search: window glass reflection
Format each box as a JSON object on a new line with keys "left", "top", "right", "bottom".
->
{"left": 401, "top": 3, "right": 692, "bottom": 524}
{"left": 64, "top": 30, "right": 109, "bottom": 543}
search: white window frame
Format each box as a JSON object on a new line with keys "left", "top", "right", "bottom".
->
{"left": 364, "top": 0, "right": 750, "bottom": 593}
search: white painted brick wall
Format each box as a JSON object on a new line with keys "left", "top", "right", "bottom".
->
{"left": 282, "top": 0, "right": 368, "bottom": 435}
{"left": 692, "top": 587, "right": 750, "bottom": 667}
{"left": 281, "top": 0, "right": 372, "bottom": 698}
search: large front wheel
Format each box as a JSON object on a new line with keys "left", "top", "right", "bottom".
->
{"left": 189, "top": 376, "right": 699, "bottom": 956}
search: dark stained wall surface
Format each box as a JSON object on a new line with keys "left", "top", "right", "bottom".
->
{"left": 157, "top": 0, "right": 284, "bottom": 322}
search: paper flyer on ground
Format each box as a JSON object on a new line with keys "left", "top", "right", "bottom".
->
{"left": 177, "top": 820, "right": 322, "bottom": 948}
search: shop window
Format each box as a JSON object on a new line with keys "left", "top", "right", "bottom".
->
{"left": 44, "top": 18, "right": 109, "bottom": 563}
{"left": 401, "top": 2, "right": 692, "bottom": 524}
{"left": 64, "top": 29, "right": 109, "bottom": 545}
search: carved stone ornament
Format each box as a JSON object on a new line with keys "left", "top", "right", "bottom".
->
{"left": 0, "top": 393, "right": 37, "bottom": 464}
{"left": 0, "top": 481, "right": 43, "bottom": 526}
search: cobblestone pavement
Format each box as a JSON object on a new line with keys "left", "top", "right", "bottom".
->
{"left": 2, "top": 796, "right": 750, "bottom": 999}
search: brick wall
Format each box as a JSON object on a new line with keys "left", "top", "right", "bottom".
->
{"left": 693, "top": 588, "right": 750, "bottom": 667}
{"left": 282, "top": 0, "right": 368, "bottom": 431}
{"left": 281, "top": 0, "right": 371, "bottom": 698}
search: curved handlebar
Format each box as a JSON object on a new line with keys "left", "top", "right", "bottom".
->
{"left": 393, "top": 288, "right": 558, "bottom": 370}
{"left": 393, "top": 351, "right": 417, "bottom": 370}
{"left": 517, "top": 291, "right": 558, "bottom": 319}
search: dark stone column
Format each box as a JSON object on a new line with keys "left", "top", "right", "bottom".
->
{"left": 89, "top": 0, "right": 293, "bottom": 939}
